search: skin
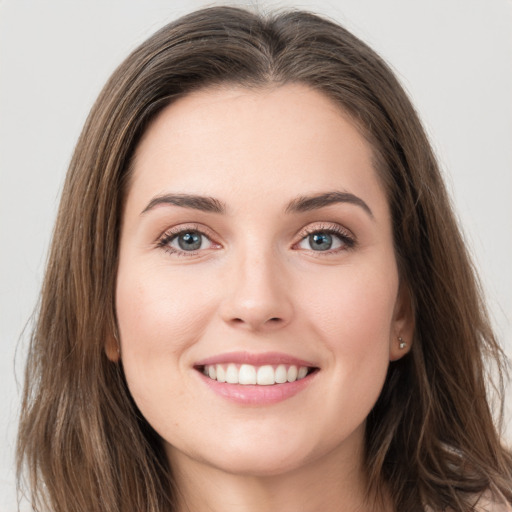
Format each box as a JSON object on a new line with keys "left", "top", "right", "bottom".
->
{"left": 112, "top": 84, "right": 413, "bottom": 512}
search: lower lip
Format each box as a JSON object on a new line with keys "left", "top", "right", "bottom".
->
{"left": 197, "top": 371, "right": 318, "bottom": 405}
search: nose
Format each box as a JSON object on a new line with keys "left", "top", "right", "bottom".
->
{"left": 219, "top": 248, "right": 294, "bottom": 332}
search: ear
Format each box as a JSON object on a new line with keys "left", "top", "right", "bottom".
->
{"left": 389, "top": 282, "right": 415, "bottom": 361}
{"left": 105, "top": 325, "right": 120, "bottom": 362}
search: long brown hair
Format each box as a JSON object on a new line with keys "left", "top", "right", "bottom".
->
{"left": 17, "top": 6, "right": 512, "bottom": 511}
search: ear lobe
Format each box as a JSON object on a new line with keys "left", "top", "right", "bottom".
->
{"left": 389, "top": 283, "right": 415, "bottom": 361}
{"left": 105, "top": 330, "right": 120, "bottom": 362}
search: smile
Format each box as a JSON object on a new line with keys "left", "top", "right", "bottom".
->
{"left": 201, "top": 363, "right": 311, "bottom": 385}
{"left": 194, "top": 352, "right": 319, "bottom": 405}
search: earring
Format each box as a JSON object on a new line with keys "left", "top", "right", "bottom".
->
{"left": 398, "top": 336, "right": 407, "bottom": 349}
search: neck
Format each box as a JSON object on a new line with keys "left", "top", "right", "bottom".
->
{"left": 168, "top": 431, "right": 392, "bottom": 512}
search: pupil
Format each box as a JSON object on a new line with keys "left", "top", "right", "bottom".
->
{"left": 178, "top": 232, "right": 202, "bottom": 251}
{"left": 310, "top": 232, "right": 332, "bottom": 251}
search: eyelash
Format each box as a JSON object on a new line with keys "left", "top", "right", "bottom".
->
{"left": 295, "top": 223, "right": 356, "bottom": 253}
{"left": 156, "top": 222, "right": 356, "bottom": 257}
{"left": 156, "top": 224, "right": 217, "bottom": 257}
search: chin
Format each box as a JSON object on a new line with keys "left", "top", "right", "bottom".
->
{"left": 203, "top": 448, "right": 312, "bottom": 478}
{"left": 168, "top": 427, "right": 333, "bottom": 479}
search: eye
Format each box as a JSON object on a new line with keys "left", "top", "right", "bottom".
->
{"left": 302, "top": 232, "right": 338, "bottom": 251}
{"left": 172, "top": 231, "right": 207, "bottom": 251}
{"left": 295, "top": 226, "right": 355, "bottom": 253}
{"left": 157, "top": 226, "right": 219, "bottom": 256}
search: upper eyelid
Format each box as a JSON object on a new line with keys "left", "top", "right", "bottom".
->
{"left": 293, "top": 222, "right": 356, "bottom": 251}
{"left": 157, "top": 223, "right": 217, "bottom": 243}
{"left": 296, "top": 222, "right": 354, "bottom": 239}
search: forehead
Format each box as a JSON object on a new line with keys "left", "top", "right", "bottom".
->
{"left": 127, "top": 84, "right": 386, "bottom": 216}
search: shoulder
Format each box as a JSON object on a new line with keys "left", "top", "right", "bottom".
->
{"left": 424, "top": 492, "right": 512, "bottom": 512}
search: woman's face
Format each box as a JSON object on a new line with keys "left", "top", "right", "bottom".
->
{"left": 114, "top": 84, "right": 412, "bottom": 477}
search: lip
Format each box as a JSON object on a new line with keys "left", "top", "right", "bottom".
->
{"left": 193, "top": 351, "right": 319, "bottom": 406}
{"left": 194, "top": 351, "right": 317, "bottom": 368}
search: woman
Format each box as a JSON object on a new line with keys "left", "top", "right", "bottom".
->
{"left": 16, "top": 6, "right": 512, "bottom": 511}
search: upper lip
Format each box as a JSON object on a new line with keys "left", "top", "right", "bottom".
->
{"left": 194, "top": 351, "right": 318, "bottom": 368}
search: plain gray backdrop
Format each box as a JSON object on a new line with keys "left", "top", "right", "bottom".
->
{"left": 1, "top": 1, "right": 511, "bottom": 510}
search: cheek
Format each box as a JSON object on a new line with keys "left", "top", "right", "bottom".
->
{"left": 115, "top": 264, "right": 217, "bottom": 389}
{"left": 305, "top": 264, "right": 397, "bottom": 343}
{"left": 114, "top": 263, "right": 223, "bottom": 433}
{"left": 117, "top": 264, "right": 209, "bottom": 341}
{"left": 300, "top": 260, "right": 398, "bottom": 396}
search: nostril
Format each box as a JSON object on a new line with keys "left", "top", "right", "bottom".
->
{"left": 225, "top": 313, "right": 288, "bottom": 330}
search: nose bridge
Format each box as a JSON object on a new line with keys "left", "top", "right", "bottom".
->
{"left": 220, "top": 240, "right": 292, "bottom": 330}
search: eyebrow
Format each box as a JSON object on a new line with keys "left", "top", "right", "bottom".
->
{"left": 141, "top": 194, "right": 226, "bottom": 215}
{"left": 141, "top": 190, "right": 373, "bottom": 218}
{"left": 285, "top": 191, "right": 374, "bottom": 218}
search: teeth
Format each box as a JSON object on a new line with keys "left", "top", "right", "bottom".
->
{"left": 201, "top": 363, "right": 312, "bottom": 385}
{"left": 287, "top": 365, "right": 298, "bottom": 382}
{"left": 275, "top": 365, "right": 287, "bottom": 384}
{"left": 226, "top": 364, "right": 238, "bottom": 384}
{"left": 239, "top": 364, "right": 257, "bottom": 385}
{"left": 216, "top": 365, "right": 226, "bottom": 383}
{"left": 257, "top": 365, "right": 275, "bottom": 385}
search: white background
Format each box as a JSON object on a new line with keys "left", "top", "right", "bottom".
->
{"left": 1, "top": 1, "right": 511, "bottom": 510}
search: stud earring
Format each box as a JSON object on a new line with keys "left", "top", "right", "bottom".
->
{"left": 398, "top": 336, "right": 407, "bottom": 349}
